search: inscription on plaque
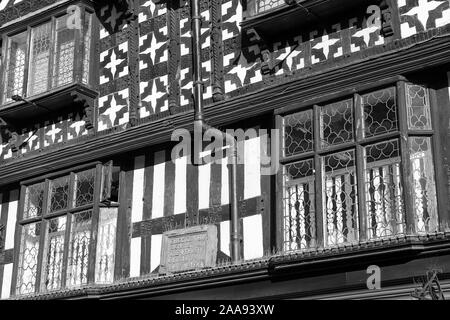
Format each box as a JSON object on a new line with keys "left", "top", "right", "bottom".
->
{"left": 159, "top": 225, "right": 217, "bottom": 274}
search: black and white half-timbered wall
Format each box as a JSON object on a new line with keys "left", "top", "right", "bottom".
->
{"left": 0, "top": 0, "right": 450, "bottom": 299}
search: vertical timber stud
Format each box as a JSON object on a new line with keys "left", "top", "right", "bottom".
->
{"left": 34, "top": 180, "right": 50, "bottom": 293}
{"left": 140, "top": 150, "right": 154, "bottom": 275}
{"left": 397, "top": 81, "right": 416, "bottom": 235}
{"left": 127, "top": 0, "right": 140, "bottom": 127}
{"left": 114, "top": 156, "right": 134, "bottom": 280}
{"left": 355, "top": 93, "right": 368, "bottom": 242}
{"left": 168, "top": 0, "right": 181, "bottom": 114}
{"left": 11, "top": 185, "right": 26, "bottom": 296}
{"left": 260, "top": 121, "right": 272, "bottom": 254}
{"left": 313, "top": 105, "right": 324, "bottom": 248}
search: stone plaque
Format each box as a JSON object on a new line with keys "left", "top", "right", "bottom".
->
{"left": 159, "top": 225, "right": 217, "bottom": 274}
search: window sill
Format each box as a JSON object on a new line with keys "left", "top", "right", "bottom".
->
{"left": 0, "top": 83, "right": 98, "bottom": 128}
{"left": 242, "top": 0, "right": 375, "bottom": 40}
{"left": 9, "top": 232, "right": 450, "bottom": 300}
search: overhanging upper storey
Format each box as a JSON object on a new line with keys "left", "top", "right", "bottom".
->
{"left": 0, "top": 0, "right": 98, "bottom": 132}
{"left": 242, "top": 0, "right": 394, "bottom": 40}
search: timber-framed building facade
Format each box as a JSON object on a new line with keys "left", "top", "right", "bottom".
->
{"left": 0, "top": 0, "right": 450, "bottom": 300}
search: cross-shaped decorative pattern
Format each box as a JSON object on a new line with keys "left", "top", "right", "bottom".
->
{"left": 399, "top": 0, "right": 450, "bottom": 38}
{"left": 100, "top": 43, "right": 129, "bottom": 85}
{"left": 98, "top": 89, "right": 130, "bottom": 131}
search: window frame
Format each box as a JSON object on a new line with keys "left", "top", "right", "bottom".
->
{"left": 275, "top": 76, "right": 444, "bottom": 251}
{"left": 0, "top": 3, "right": 96, "bottom": 106}
{"left": 10, "top": 161, "right": 115, "bottom": 296}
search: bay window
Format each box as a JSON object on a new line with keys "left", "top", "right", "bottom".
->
{"left": 15, "top": 163, "right": 118, "bottom": 296}
{"left": 1, "top": 8, "right": 93, "bottom": 104}
{"left": 279, "top": 80, "right": 440, "bottom": 252}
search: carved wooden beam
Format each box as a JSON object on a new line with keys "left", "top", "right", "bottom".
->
{"left": 92, "top": 0, "right": 137, "bottom": 34}
{"left": 246, "top": 28, "right": 272, "bottom": 76}
{"left": 70, "top": 89, "right": 98, "bottom": 132}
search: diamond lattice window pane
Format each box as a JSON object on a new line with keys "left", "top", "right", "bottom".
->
{"left": 365, "top": 139, "right": 405, "bottom": 239}
{"left": 4, "top": 31, "right": 27, "bottom": 102}
{"left": 323, "top": 150, "right": 358, "bottom": 246}
{"left": 362, "top": 87, "right": 398, "bottom": 138}
{"left": 284, "top": 109, "right": 313, "bottom": 157}
{"left": 283, "top": 159, "right": 316, "bottom": 251}
{"left": 16, "top": 222, "right": 41, "bottom": 295}
{"left": 67, "top": 210, "right": 92, "bottom": 287}
{"left": 42, "top": 216, "right": 66, "bottom": 292}
{"left": 28, "top": 22, "right": 52, "bottom": 96}
{"left": 49, "top": 176, "right": 70, "bottom": 213}
{"left": 320, "top": 99, "right": 354, "bottom": 148}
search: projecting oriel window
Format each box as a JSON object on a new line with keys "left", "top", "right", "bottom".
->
{"left": 15, "top": 163, "right": 119, "bottom": 296}
{"left": 1, "top": 9, "right": 93, "bottom": 104}
{"left": 278, "top": 81, "right": 439, "bottom": 252}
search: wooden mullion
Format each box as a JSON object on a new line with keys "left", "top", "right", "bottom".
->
{"left": 87, "top": 164, "right": 103, "bottom": 283}
{"left": 47, "top": 17, "right": 56, "bottom": 91}
{"left": 0, "top": 34, "right": 8, "bottom": 104}
{"left": 73, "top": 6, "right": 84, "bottom": 84}
{"left": 23, "top": 26, "right": 32, "bottom": 97}
{"left": 313, "top": 105, "right": 324, "bottom": 248}
{"left": 397, "top": 81, "right": 415, "bottom": 234}
{"left": 355, "top": 93, "right": 367, "bottom": 241}
{"left": 274, "top": 115, "right": 284, "bottom": 252}
{"left": 10, "top": 185, "right": 26, "bottom": 296}
{"left": 34, "top": 179, "right": 50, "bottom": 293}
{"left": 61, "top": 172, "right": 76, "bottom": 289}
{"left": 89, "top": 9, "right": 99, "bottom": 89}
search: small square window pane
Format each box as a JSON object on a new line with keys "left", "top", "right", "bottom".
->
{"left": 406, "top": 84, "right": 432, "bottom": 130}
{"left": 323, "top": 150, "right": 358, "bottom": 246}
{"left": 283, "top": 109, "right": 313, "bottom": 156}
{"left": 42, "top": 216, "right": 66, "bottom": 291}
{"left": 283, "top": 159, "right": 315, "bottom": 251}
{"left": 16, "top": 222, "right": 41, "bottom": 295}
{"left": 320, "top": 99, "right": 354, "bottom": 148}
{"left": 49, "top": 176, "right": 70, "bottom": 213}
{"left": 24, "top": 182, "right": 45, "bottom": 219}
{"left": 362, "top": 87, "right": 398, "bottom": 138}
{"left": 365, "top": 140, "right": 405, "bottom": 239}
{"left": 73, "top": 169, "right": 95, "bottom": 207}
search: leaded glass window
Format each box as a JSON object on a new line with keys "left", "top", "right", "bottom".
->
{"left": 1, "top": 7, "right": 93, "bottom": 105}
{"left": 15, "top": 163, "right": 118, "bottom": 296}
{"left": 280, "top": 81, "right": 439, "bottom": 251}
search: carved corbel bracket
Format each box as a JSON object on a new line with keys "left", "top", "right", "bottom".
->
{"left": 380, "top": 0, "right": 394, "bottom": 38}
{"left": 0, "top": 117, "right": 19, "bottom": 152}
{"left": 70, "top": 90, "right": 98, "bottom": 132}
{"left": 246, "top": 28, "right": 272, "bottom": 76}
